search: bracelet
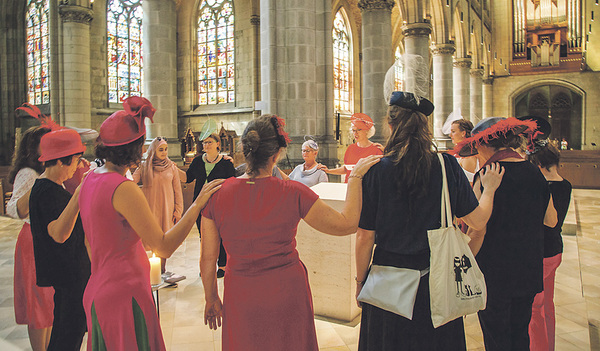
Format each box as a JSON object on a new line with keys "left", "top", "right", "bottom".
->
{"left": 348, "top": 174, "right": 363, "bottom": 180}
{"left": 355, "top": 276, "right": 365, "bottom": 284}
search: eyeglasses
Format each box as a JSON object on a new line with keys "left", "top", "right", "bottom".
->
{"left": 202, "top": 140, "right": 216, "bottom": 145}
{"left": 156, "top": 136, "right": 167, "bottom": 142}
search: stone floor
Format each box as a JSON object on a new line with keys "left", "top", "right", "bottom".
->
{"left": 0, "top": 189, "right": 597, "bottom": 350}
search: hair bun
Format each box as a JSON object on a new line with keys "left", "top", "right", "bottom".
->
{"left": 245, "top": 130, "right": 261, "bottom": 153}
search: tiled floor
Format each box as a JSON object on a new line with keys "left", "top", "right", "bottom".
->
{"left": 0, "top": 190, "right": 597, "bottom": 350}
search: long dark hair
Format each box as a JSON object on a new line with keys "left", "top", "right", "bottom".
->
{"left": 384, "top": 105, "right": 436, "bottom": 201}
{"left": 8, "top": 126, "right": 51, "bottom": 184}
{"left": 241, "top": 115, "right": 288, "bottom": 177}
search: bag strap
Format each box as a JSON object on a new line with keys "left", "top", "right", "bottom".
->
{"left": 437, "top": 153, "right": 453, "bottom": 227}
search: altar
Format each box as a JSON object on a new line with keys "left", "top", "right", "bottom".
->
{"left": 296, "top": 182, "right": 361, "bottom": 322}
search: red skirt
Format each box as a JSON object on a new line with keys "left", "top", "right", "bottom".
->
{"left": 13, "top": 223, "right": 54, "bottom": 329}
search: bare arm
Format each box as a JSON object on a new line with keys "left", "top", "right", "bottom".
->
{"left": 200, "top": 217, "right": 223, "bottom": 330}
{"left": 47, "top": 186, "right": 81, "bottom": 243}
{"left": 113, "top": 178, "right": 224, "bottom": 258}
{"left": 303, "top": 155, "right": 382, "bottom": 235}
{"left": 277, "top": 167, "right": 290, "bottom": 181}
{"left": 355, "top": 228, "right": 375, "bottom": 306}
{"left": 544, "top": 195, "right": 558, "bottom": 227}
{"left": 318, "top": 164, "right": 347, "bottom": 175}
{"left": 15, "top": 189, "right": 32, "bottom": 219}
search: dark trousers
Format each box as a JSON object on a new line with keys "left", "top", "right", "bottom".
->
{"left": 477, "top": 293, "right": 536, "bottom": 351}
{"left": 197, "top": 217, "right": 227, "bottom": 267}
{"left": 358, "top": 273, "right": 467, "bottom": 351}
{"left": 47, "top": 283, "right": 87, "bottom": 351}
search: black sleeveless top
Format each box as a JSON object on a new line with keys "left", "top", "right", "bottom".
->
{"left": 544, "top": 179, "right": 572, "bottom": 258}
{"left": 475, "top": 161, "right": 550, "bottom": 298}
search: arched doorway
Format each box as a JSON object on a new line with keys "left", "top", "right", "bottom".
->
{"left": 514, "top": 85, "right": 583, "bottom": 150}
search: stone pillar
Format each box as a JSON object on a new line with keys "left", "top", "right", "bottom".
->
{"left": 431, "top": 44, "right": 455, "bottom": 146}
{"left": 470, "top": 69, "right": 483, "bottom": 124}
{"left": 453, "top": 58, "right": 471, "bottom": 121}
{"left": 358, "top": 0, "right": 395, "bottom": 143}
{"left": 58, "top": 4, "right": 93, "bottom": 129}
{"left": 402, "top": 23, "right": 432, "bottom": 73}
{"left": 482, "top": 77, "right": 493, "bottom": 119}
{"left": 143, "top": 0, "right": 179, "bottom": 157}
{"left": 260, "top": 0, "right": 336, "bottom": 165}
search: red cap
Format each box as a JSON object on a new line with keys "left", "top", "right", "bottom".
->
{"left": 100, "top": 96, "right": 155, "bottom": 146}
{"left": 39, "top": 129, "right": 86, "bottom": 162}
{"left": 350, "top": 113, "right": 374, "bottom": 130}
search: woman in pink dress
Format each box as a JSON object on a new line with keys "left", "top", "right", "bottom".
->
{"left": 200, "top": 115, "right": 382, "bottom": 351}
{"left": 7, "top": 125, "right": 54, "bottom": 351}
{"left": 133, "top": 137, "right": 184, "bottom": 274}
{"left": 78, "top": 97, "right": 223, "bottom": 351}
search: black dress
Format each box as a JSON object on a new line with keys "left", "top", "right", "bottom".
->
{"left": 474, "top": 160, "right": 550, "bottom": 351}
{"left": 29, "top": 178, "right": 91, "bottom": 351}
{"left": 186, "top": 155, "right": 235, "bottom": 267}
{"left": 358, "top": 154, "right": 478, "bottom": 351}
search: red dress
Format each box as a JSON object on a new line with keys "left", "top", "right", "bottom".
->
{"left": 79, "top": 171, "right": 165, "bottom": 351}
{"left": 202, "top": 177, "right": 319, "bottom": 351}
{"left": 343, "top": 143, "right": 383, "bottom": 182}
{"left": 8, "top": 168, "right": 54, "bottom": 329}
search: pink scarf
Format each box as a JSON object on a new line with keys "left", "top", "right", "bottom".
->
{"left": 141, "top": 138, "right": 172, "bottom": 187}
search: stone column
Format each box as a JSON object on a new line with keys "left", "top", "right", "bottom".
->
{"left": 58, "top": 4, "right": 93, "bottom": 129}
{"left": 470, "top": 69, "right": 483, "bottom": 124}
{"left": 482, "top": 77, "right": 493, "bottom": 119}
{"left": 453, "top": 58, "right": 471, "bottom": 121}
{"left": 260, "top": 0, "right": 336, "bottom": 165}
{"left": 402, "top": 23, "right": 432, "bottom": 73}
{"left": 358, "top": 0, "right": 394, "bottom": 144}
{"left": 431, "top": 44, "right": 455, "bottom": 146}
{"left": 143, "top": 0, "right": 179, "bottom": 157}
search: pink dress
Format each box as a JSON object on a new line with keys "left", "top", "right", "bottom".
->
{"left": 132, "top": 163, "right": 183, "bottom": 231}
{"left": 79, "top": 171, "right": 165, "bottom": 351}
{"left": 202, "top": 177, "right": 319, "bottom": 351}
{"left": 7, "top": 168, "right": 54, "bottom": 329}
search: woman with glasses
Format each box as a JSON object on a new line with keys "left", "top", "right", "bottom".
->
{"left": 320, "top": 113, "right": 383, "bottom": 182}
{"left": 288, "top": 139, "right": 328, "bottom": 187}
{"left": 132, "top": 137, "right": 183, "bottom": 275}
{"left": 185, "top": 133, "right": 235, "bottom": 278}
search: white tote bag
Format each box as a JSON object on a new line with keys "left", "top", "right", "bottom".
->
{"left": 428, "top": 154, "right": 487, "bottom": 328}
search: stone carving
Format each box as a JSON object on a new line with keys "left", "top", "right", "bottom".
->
{"left": 431, "top": 44, "right": 455, "bottom": 56}
{"left": 453, "top": 59, "right": 472, "bottom": 68}
{"left": 250, "top": 15, "right": 260, "bottom": 26}
{"left": 59, "top": 5, "right": 93, "bottom": 24}
{"left": 401, "top": 23, "right": 432, "bottom": 37}
{"left": 358, "top": 0, "right": 395, "bottom": 11}
{"left": 470, "top": 69, "right": 484, "bottom": 77}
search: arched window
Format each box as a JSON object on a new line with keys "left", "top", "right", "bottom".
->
{"left": 26, "top": 0, "right": 50, "bottom": 105}
{"left": 333, "top": 9, "right": 351, "bottom": 113}
{"left": 197, "top": 0, "right": 235, "bottom": 105}
{"left": 107, "top": 0, "right": 143, "bottom": 103}
{"left": 394, "top": 46, "right": 403, "bottom": 91}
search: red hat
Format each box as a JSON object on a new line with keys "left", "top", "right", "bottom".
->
{"left": 39, "top": 128, "right": 86, "bottom": 162}
{"left": 350, "top": 113, "right": 374, "bottom": 130}
{"left": 100, "top": 96, "right": 156, "bottom": 146}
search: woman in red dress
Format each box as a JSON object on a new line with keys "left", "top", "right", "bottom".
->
{"left": 200, "top": 115, "right": 381, "bottom": 351}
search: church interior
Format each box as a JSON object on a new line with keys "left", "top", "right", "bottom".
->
{"left": 1, "top": 0, "right": 600, "bottom": 350}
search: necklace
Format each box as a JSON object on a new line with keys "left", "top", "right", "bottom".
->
{"left": 204, "top": 153, "right": 219, "bottom": 163}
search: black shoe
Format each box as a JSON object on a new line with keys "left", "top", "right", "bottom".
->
{"left": 217, "top": 268, "right": 225, "bottom": 278}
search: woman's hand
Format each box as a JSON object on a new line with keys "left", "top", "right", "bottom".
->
{"left": 355, "top": 283, "right": 363, "bottom": 308}
{"left": 317, "top": 163, "right": 329, "bottom": 172}
{"left": 192, "top": 178, "right": 225, "bottom": 209}
{"left": 204, "top": 298, "right": 223, "bottom": 330}
{"left": 479, "top": 162, "right": 505, "bottom": 192}
{"left": 348, "top": 155, "right": 383, "bottom": 179}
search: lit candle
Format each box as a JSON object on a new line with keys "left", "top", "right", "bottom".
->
{"left": 149, "top": 253, "right": 161, "bottom": 286}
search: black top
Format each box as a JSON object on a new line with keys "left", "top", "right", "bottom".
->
{"left": 29, "top": 178, "right": 91, "bottom": 288}
{"left": 544, "top": 179, "right": 572, "bottom": 258}
{"left": 359, "top": 153, "right": 478, "bottom": 266}
{"left": 474, "top": 161, "right": 550, "bottom": 298}
{"left": 186, "top": 155, "right": 235, "bottom": 199}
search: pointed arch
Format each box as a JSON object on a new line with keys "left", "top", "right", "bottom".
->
{"left": 197, "top": 0, "right": 235, "bottom": 105}
{"left": 430, "top": 0, "right": 450, "bottom": 45}
{"left": 332, "top": 7, "right": 353, "bottom": 113}
{"left": 106, "top": 0, "right": 143, "bottom": 103}
{"left": 452, "top": 3, "right": 468, "bottom": 58}
{"left": 26, "top": 0, "right": 50, "bottom": 105}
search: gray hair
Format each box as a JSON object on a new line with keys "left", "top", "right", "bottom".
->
{"left": 302, "top": 139, "right": 319, "bottom": 151}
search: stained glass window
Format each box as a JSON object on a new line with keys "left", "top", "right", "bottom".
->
{"left": 107, "top": 0, "right": 143, "bottom": 103}
{"left": 395, "top": 46, "right": 403, "bottom": 91}
{"left": 26, "top": 0, "right": 50, "bottom": 105}
{"left": 333, "top": 9, "right": 351, "bottom": 112}
{"left": 197, "top": 0, "right": 235, "bottom": 105}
